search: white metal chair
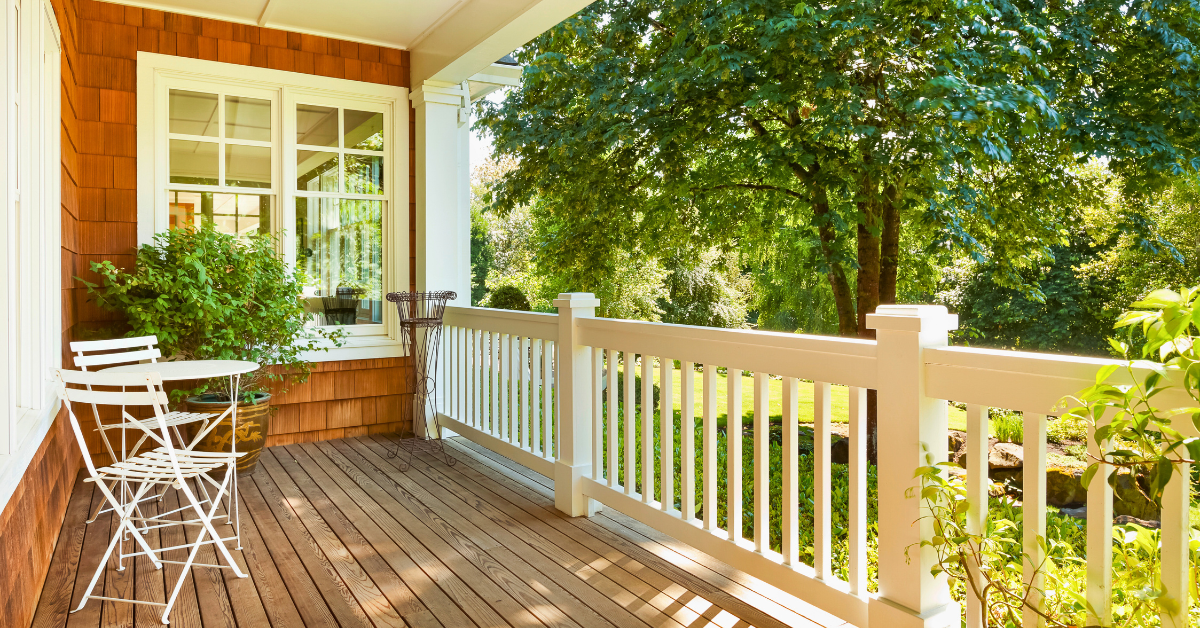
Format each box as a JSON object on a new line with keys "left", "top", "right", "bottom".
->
{"left": 58, "top": 368, "right": 248, "bottom": 624}
{"left": 71, "top": 337, "right": 215, "bottom": 526}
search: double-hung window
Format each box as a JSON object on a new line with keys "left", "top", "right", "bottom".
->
{"left": 1, "top": 0, "right": 61, "bottom": 493}
{"left": 138, "top": 53, "right": 408, "bottom": 359}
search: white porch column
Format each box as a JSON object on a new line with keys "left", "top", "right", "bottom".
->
{"left": 866, "top": 305, "right": 959, "bottom": 628}
{"left": 412, "top": 81, "right": 471, "bottom": 305}
{"left": 553, "top": 293, "right": 601, "bottom": 517}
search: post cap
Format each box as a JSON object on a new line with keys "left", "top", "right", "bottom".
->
{"left": 865, "top": 305, "right": 958, "bottom": 332}
{"left": 553, "top": 293, "right": 601, "bottom": 309}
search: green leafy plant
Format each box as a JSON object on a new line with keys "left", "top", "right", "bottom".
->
{"left": 484, "top": 285, "right": 532, "bottom": 311}
{"left": 992, "top": 411, "right": 1024, "bottom": 444}
{"left": 82, "top": 225, "right": 346, "bottom": 401}
{"left": 1063, "top": 287, "right": 1200, "bottom": 504}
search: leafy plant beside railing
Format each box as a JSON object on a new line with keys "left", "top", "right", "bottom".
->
{"left": 82, "top": 225, "right": 346, "bottom": 401}
{"left": 912, "top": 286, "right": 1200, "bottom": 626}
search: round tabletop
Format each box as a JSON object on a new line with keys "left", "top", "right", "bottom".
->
{"left": 99, "top": 360, "right": 260, "bottom": 381}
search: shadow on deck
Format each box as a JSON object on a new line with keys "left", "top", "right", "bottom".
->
{"left": 31, "top": 436, "right": 850, "bottom": 628}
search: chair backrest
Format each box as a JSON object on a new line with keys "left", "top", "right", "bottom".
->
{"left": 70, "top": 336, "right": 161, "bottom": 371}
{"left": 56, "top": 369, "right": 171, "bottom": 477}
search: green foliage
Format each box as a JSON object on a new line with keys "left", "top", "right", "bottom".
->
{"left": 82, "top": 225, "right": 345, "bottom": 399}
{"left": 478, "top": 0, "right": 1200, "bottom": 336}
{"left": 470, "top": 203, "right": 493, "bottom": 306}
{"left": 658, "top": 248, "right": 752, "bottom": 328}
{"left": 1063, "top": 286, "right": 1200, "bottom": 503}
{"left": 483, "top": 285, "right": 532, "bottom": 311}
{"left": 992, "top": 412, "right": 1024, "bottom": 445}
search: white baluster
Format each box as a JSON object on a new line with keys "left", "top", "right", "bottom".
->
{"left": 509, "top": 335, "right": 519, "bottom": 444}
{"left": 660, "top": 357, "right": 674, "bottom": 512}
{"left": 753, "top": 372, "right": 769, "bottom": 553}
{"left": 491, "top": 331, "right": 500, "bottom": 436}
{"left": 520, "top": 337, "right": 530, "bottom": 449}
{"left": 1160, "top": 460, "right": 1191, "bottom": 628}
{"left": 703, "top": 364, "right": 718, "bottom": 532}
{"left": 607, "top": 349, "right": 618, "bottom": 489}
{"left": 782, "top": 376, "right": 799, "bottom": 567}
{"left": 848, "top": 386, "right": 866, "bottom": 596}
{"left": 593, "top": 347, "right": 603, "bottom": 484}
{"left": 641, "top": 355, "right": 654, "bottom": 505}
{"left": 543, "top": 340, "right": 554, "bottom": 459}
{"left": 728, "top": 368, "right": 742, "bottom": 542}
{"left": 1085, "top": 412, "right": 1113, "bottom": 627}
{"left": 814, "top": 381, "right": 831, "bottom": 580}
{"left": 965, "top": 404, "right": 988, "bottom": 628}
{"left": 624, "top": 351, "right": 635, "bottom": 496}
{"left": 1023, "top": 413, "right": 1047, "bottom": 628}
{"left": 473, "top": 329, "right": 481, "bottom": 428}
{"left": 531, "top": 339, "right": 542, "bottom": 455}
{"left": 681, "top": 362, "right": 696, "bottom": 521}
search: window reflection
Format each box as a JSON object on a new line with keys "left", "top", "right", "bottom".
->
{"left": 296, "top": 103, "right": 339, "bottom": 147}
{"left": 345, "top": 154, "right": 383, "bottom": 194}
{"left": 225, "top": 144, "right": 271, "bottom": 188}
{"left": 296, "top": 198, "right": 384, "bottom": 326}
{"left": 297, "top": 151, "right": 338, "bottom": 192}
{"left": 169, "top": 90, "right": 218, "bottom": 137}
{"left": 345, "top": 110, "right": 383, "bottom": 150}
{"left": 169, "top": 191, "right": 271, "bottom": 237}
{"left": 169, "top": 140, "right": 219, "bottom": 185}
{"left": 225, "top": 96, "right": 271, "bottom": 142}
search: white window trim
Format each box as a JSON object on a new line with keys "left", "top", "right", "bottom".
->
{"left": 0, "top": 0, "right": 62, "bottom": 514}
{"left": 136, "top": 52, "right": 410, "bottom": 362}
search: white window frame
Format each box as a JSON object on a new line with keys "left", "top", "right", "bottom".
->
{"left": 136, "top": 52, "right": 410, "bottom": 361}
{"left": 0, "top": 0, "right": 62, "bottom": 511}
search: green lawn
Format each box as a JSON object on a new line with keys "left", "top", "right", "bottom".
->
{"left": 642, "top": 363, "right": 969, "bottom": 431}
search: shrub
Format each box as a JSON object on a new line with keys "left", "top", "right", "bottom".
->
{"left": 82, "top": 225, "right": 345, "bottom": 399}
{"left": 991, "top": 409, "right": 1024, "bottom": 443}
{"left": 484, "top": 285, "right": 532, "bottom": 311}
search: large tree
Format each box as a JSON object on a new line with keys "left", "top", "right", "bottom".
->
{"left": 478, "top": 0, "right": 1200, "bottom": 455}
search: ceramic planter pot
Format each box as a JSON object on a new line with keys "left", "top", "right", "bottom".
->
{"left": 184, "top": 392, "right": 271, "bottom": 476}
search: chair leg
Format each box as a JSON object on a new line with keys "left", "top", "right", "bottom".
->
{"left": 72, "top": 480, "right": 160, "bottom": 613}
{"left": 161, "top": 511, "right": 211, "bottom": 624}
{"left": 178, "top": 468, "right": 246, "bottom": 578}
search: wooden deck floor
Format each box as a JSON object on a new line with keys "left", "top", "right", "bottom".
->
{"left": 30, "top": 436, "right": 850, "bottom": 628}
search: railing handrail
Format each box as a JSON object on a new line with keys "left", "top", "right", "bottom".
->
{"left": 577, "top": 316, "right": 879, "bottom": 389}
{"left": 444, "top": 305, "right": 557, "bottom": 339}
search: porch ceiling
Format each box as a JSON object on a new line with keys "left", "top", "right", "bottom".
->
{"left": 105, "top": 0, "right": 592, "bottom": 84}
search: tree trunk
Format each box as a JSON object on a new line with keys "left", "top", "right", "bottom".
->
{"left": 880, "top": 185, "right": 901, "bottom": 306}
{"left": 855, "top": 198, "right": 882, "bottom": 464}
{"left": 812, "top": 197, "right": 858, "bottom": 337}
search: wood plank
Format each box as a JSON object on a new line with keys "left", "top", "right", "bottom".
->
{"left": 230, "top": 481, "right": 306, "bottom": 627}
{"left": 350, "top": 437, "right": 600, "bottom": 628}
{"left": 441, "top": 439, "right": 724, "bottom": 628}
{"left": 405, "top": 449, "right": 692, "bottom": 628}
{"left": 446, "top": 439, "right": 831, "bottom": 628}
{"left": 185, "top": 480, "right": 237, "bottom": 628}
{"left": 99, "top": 485, "right": 135, "bottom": 628}
{"left": 305, "top": 441, "right": 514, "bottom": 628}
{"left": 32, "top": 473, "right": 94, "bottom": 628}
{"left": 323, "top": 439, "right": 551, "bottom": 628}
{"left": 270, "top": 446, "right": 442, "bottom": 628}
{"left": 257, "top": 451, "right": 408, "bottom": 628}
{"left": 206, "top": 487, "right": 272, "bottom": 628}
{"left": 132, "top": 491, "right": 166, "bottom": 627}
{"left": 287, "top": 442, "right": 480, "bottom": 628}
{"left": 239, "top": 476, "right": 343, "bottom": 626}
{"left": 244, "top": 471, "right": 375, "bottom": 628}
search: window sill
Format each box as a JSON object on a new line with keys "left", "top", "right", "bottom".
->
{"left": 299, "top": 334, "right": 405, "bottom": 363}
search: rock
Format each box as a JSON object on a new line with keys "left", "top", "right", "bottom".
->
{"left": 989, "top": 443, "right": 1023, "bottom": 469}
{"left": 1045, "top": 468, "right": 1085, "bottom": 507}
{"left": 830, "top": 438, "right": 848, "bottom": 464}
{"left": 948, "top": 432, "right": 965, "bottom": 455}
{"left": 1114, "top": 515, "right": 1160, "bottom": 529}
{"left": 1111, "top": 470, "right": 1160, "bottom": 520}
{"left": 1058, "top": 505, "right": 1087, "bottom": 520}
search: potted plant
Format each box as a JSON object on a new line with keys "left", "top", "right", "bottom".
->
{"left": 83, "top": 225, "right": 345, "bottom": 475}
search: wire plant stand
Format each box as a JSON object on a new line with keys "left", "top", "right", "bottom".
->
{"left": 385, "top": 290, "right": 457, "bottom": 470}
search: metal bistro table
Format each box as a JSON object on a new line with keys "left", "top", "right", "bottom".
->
{"left": 100, "top": 359, "right": 259, "bottom": 550}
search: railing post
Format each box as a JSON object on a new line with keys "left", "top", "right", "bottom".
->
{"left": 552, "top": 292, "right": 601, "bottom": 517}
{"left": 866, "top": 305, "right": 959, "bottom": 628}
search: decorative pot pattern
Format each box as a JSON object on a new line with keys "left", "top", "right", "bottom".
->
{"left": 185, "top": 393, "right": 271, "bottom": 477}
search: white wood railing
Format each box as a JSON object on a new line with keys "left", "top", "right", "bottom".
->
{"left": 435, "top": 295, "right": 1196, "bottom": 628}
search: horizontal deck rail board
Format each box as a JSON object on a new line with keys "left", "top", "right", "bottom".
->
{"left": 444, "top": 306, "right": 558, "bottom": 340}
{"left": 576, "top": 317, "right": 879, "bottom": 388}
{"left": 31, "top": 435, "right": 838, "bottom": 627}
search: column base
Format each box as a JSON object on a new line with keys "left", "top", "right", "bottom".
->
{"left": 869, "top": 597, "right": 959, "bottom": 628}
{"left": 554, "top": 462, "right": 601, "bottom": 517}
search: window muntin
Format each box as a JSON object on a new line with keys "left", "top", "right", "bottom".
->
{"left": 294, "top": 103, "right": 387, "bottom": 327}
{"left": 166, "top": 88, "right": 275, "bottom": 236}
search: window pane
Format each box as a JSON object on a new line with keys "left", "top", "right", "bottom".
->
{"left": 226, "top": 96, "right": 271, "bottom": 141}
{"left": 297, "top": 150, "right": 338, "bottom": 192}
{"left": 296, "top": 104, "right": 338, "bottom": 147}
{"left": 296, "top": 198, "right": 384, "bottom": 326}
{"left": 345, "top": 154, "right": 383, "bottom": 194}
{"left": 169, "top": 191, "right": 271, "bottom": 237}
{"left": 225, "top": 144, "right": 271, "bottom": 188}
{"left": 169, "top": 140, "right": 219, "bottom": 185}
{"left": 169, "top": 90, "right": 218, "bottom": 137}
{"left": 345, "top": 109, "right": 383, "bottom": 150}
